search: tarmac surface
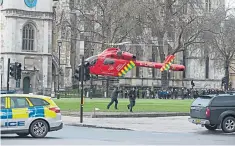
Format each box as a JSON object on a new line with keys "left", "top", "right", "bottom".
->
{"left": 1, "top": 125, "right": 235, "bottom": 145}
{"left": 1, "top": 116, "right": 235, "bottom": 145}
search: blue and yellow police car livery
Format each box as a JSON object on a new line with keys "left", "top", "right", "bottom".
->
{"left": 0, "top": 94, "right": 63, "bottom": 138}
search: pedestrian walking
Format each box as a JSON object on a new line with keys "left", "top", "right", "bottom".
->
{"left": 107, "top": 86, "right": 120, "bottom": 110}
{"left": 127, "top": 87, "right": 137, "bottom": 112}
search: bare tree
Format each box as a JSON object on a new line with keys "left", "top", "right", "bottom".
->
{"left": 65, "top": 0, "right": 138, "bottom": 96}
{"left": 206, "top": 16, "right": 235, "bottom": 90}
{"left": 72, "top": 0, "right": 136, "bottom": 53}
{"left": 128, "top": 0, "right": 226, "bottom": 88}
{"left": 54, "top": 0, "right": 137, "bottom": 89}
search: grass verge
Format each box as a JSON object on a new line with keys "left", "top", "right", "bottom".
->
{"left": 53, "top": 98, "right": 193, "bottom": 113}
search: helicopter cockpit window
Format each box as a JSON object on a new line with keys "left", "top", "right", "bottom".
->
{"left": 103, "top": 58, "right": 115, "bottom": 65}
{"left": 85, "top": 55, "right": 98, "bottom": 66}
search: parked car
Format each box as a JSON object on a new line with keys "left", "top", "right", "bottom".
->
{"left": 188, "top": 94, "right": 235, "bottom": 133}
{"left": 0, "top": 94, "right": 63, "bottom": 138}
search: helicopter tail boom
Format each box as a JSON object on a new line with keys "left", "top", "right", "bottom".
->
{"left": 134, "top": 60, "right": 185, "bottom": 71}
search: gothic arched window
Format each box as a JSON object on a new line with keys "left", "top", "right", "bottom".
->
{"left": 22, "top": 24, "right": 35, "bottom": 51}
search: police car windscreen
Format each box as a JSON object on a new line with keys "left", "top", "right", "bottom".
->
{"left": 191, "top": 96, "right": 213, "bottom": 107}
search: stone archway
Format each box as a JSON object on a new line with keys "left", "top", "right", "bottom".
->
{"left": 23, "top": 77, "right": 31, "bottom": 94}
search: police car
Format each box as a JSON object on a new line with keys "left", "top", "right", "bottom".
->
{"left": 0, "top": 94, "right": 63, "bottom": 138}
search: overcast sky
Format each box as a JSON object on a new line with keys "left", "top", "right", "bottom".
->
{"left": 226, "top": 0, "right": 235, "bottom": 16}
{"left": 226, "top": 0, "right": 235, "bottom": 8}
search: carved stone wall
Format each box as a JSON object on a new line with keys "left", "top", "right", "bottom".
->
{"left": 0, "top": 5, "right": 53, "bottom": 93}
{"left": 53, "top": 0, "right": 72, "bottom": 88}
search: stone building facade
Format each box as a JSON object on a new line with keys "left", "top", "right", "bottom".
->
{"left": 52, "top": 0, "right": 73, "bottom": 91}
{"left": 0, "top": 0, "right": 54, "bottom": 94}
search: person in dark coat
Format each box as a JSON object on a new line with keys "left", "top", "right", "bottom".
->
{"left": 127, "top": 87, "right": 137, "bottom": 112}
{"left": 107, "top": 87, "right": 120, "bottom": 110}
{"left": 124, "top": 90, "right": 128, "bottom": 98}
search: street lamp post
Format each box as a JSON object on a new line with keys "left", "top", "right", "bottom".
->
{"left": 80, "top": 56, "right": 85, "bottom": 123}
{"left": 79, "top": 38, "right": 85, "bottom": 123}
{"left": 57, "top": 40, "right": 62, "bottom": 99}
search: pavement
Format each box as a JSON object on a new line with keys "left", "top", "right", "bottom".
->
{"left": 62, "top": 116, "right": 210, "bottom": 133}
{"left": 2, "top": 125, "right": 235, "bottom": 145}
{"left": 61, "top": 111, "right": 189, "bottom": 118}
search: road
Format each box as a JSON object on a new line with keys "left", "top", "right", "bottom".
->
{"left": 1, "top": 126, "right": 235, "bottom": 145}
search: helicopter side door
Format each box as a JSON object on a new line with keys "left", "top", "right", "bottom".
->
{"left": 102, "top": 58, "right": 128, "bottom": 76}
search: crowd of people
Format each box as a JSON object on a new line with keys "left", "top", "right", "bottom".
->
{"left": 144, "top": 88, "right": 226, "bottom": 99}
{"left": 117, "top": 87, "right": 228, "bottom": 99}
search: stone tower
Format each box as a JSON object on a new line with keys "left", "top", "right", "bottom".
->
{"left": 0, "top": 0, "right": 54, "bottom": 94}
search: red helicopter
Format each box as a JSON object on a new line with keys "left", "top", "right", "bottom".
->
{"left": 82, "top": 47, "right": 185, "bottom": 77}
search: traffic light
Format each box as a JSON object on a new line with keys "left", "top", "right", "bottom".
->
{"left": 84, "top": 66, "right": 90, "bottom": 81}
{"left": 74, "top": 63, "right": 90, "bottom": 81}
{"left": 15, "top": 62, "right": 22, "bottom": 80}
{"left": 160, "top": 55, "right": 175, "bottom": 72}
{"left": 9, "top": 64, "right": 16, "bottom": 78}
{"left": 74, "top": 67, "right": 81, "bottom": 81}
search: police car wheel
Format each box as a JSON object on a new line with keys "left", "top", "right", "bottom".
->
{"left": 16, "top": 133, "right": 29, "bottom": 137}
{"left": 29, "top": 119, "right": 49, "bottom": 138}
